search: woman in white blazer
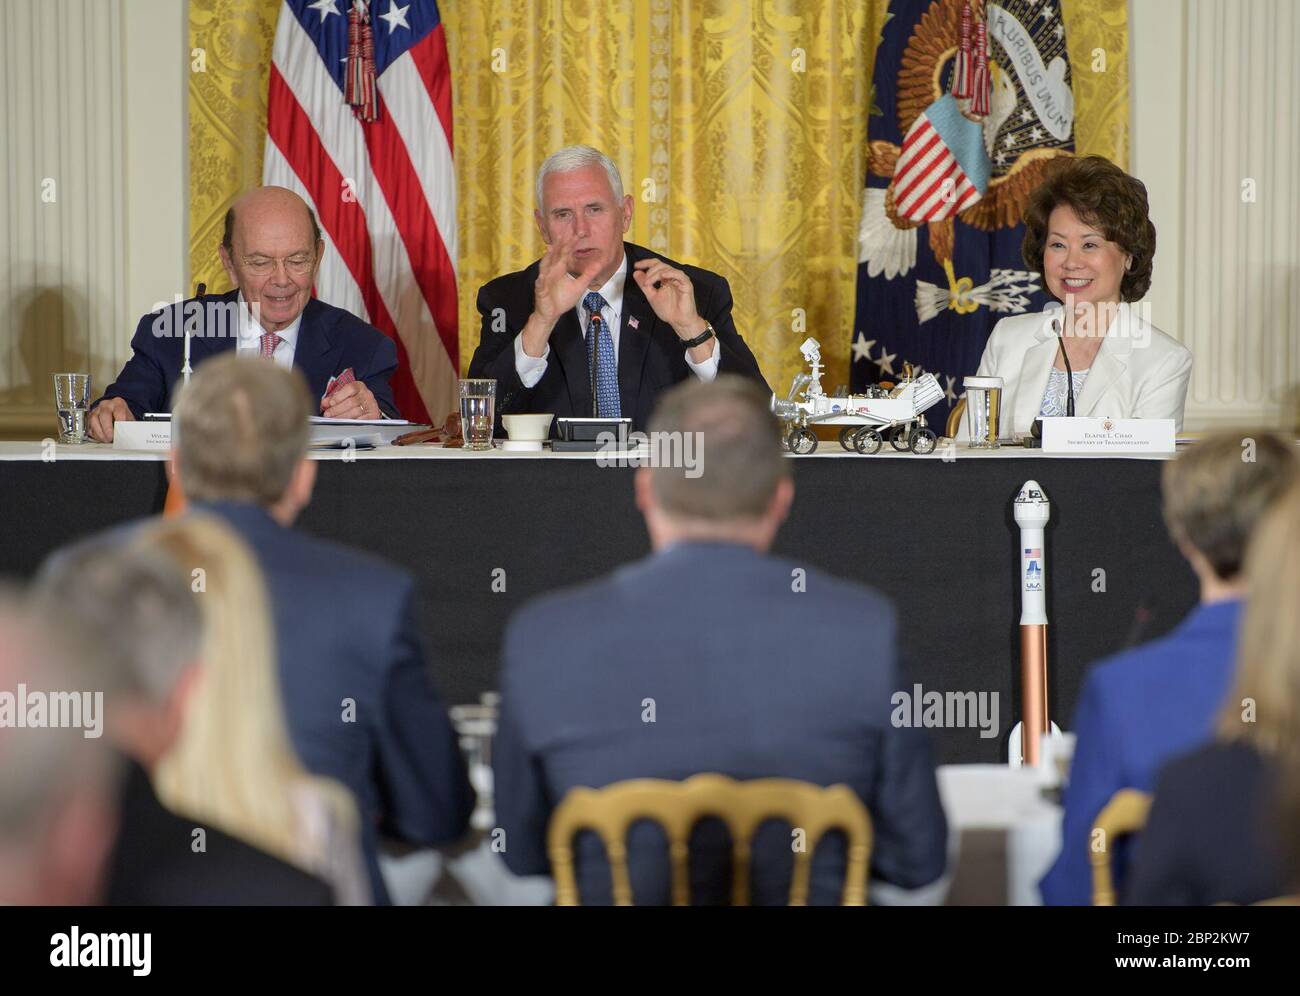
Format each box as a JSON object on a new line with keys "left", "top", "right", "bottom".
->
{"left": 969, "top": 156, "right": 1192, "bottom": 436}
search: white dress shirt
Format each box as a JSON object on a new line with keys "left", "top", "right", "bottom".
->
{"left": 513, "top": 252, "right": 720, "bottom": 388}
{"left": 235, "top": 292, "right": 302, "bottom": 370}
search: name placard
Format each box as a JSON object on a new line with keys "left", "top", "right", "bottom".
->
{"left": 1041, "top": 417, "right": 1175, "bottom": 455}
{"left": 113, "top": 421, "right": 172, "bottom": 451}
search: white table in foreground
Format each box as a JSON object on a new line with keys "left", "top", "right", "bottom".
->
{"left": 938, "top": 764, "right": 1062, "bottom": 906}
{"left": 0, "top": 439, "right": 1183, "bottom": 462}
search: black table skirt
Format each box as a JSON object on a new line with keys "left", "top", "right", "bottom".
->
{"left": 0, "top": 455, "right": 1197, "bottom": 764}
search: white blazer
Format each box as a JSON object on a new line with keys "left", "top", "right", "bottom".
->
{"left": 965, "top": 302, "right": 1193, "bottom": 437}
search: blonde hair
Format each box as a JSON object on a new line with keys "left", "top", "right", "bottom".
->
{"left": 1217, "top": 482, "right": 1300, "bottom": 750}
{"left": 1217, "top": 481, "right": 1300, "bottom": 880}
{"left": 143, "top": 515, "right": 359, "bottom": 877}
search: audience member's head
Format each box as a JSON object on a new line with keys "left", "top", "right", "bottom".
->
{"left": 0, "top": 592, "right": 117, "bottom": 905}
{"left": 34, "top": 541, "right": 203, "bottom": 768}
{"left": 636, "top": 376, "right": 793, "bottom": 552}
{"left": 1216, "top": 481, "right": 1300, "bottom": 879}
{"left": 1161, "top": 430, "right": 1298, "bottom": 599}
{"left": 144, "top": 515, "right": 358, "bottom": 871}
{"left": 171, "top": 353, "right": 316, "bottom": 524}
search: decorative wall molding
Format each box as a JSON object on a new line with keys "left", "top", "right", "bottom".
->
{"left": 1179, "top": 0, "right": 1300, "bottom": 430}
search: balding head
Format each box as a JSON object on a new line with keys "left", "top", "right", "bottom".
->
{"left": 634, "top": 377, "right": 795, "bottom": 553}
{"left": 218, "top": 186, "right": 324, "bottom": 333}
{"left": 221, "top": 186, "right": 321, "bottom": 254}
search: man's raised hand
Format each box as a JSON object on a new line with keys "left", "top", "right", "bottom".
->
{"left": 521, "top": 235, "right": 605, "bottom": 358}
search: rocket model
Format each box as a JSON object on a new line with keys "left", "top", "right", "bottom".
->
{"left": 1013, "top": 480, "right": 1051, "bottom": 766}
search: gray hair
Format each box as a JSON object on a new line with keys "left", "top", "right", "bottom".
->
{"left": 0, "top": 589, "right": 112, "bottom": 849}
{"left": 173, "top": 354, "right": 312, "bottom": 507}
{"left": 535, "top": 145, "right": 625, "bottom": 211}
{"left": 647, "top": 376, "right": 788, "bottom": 523}
{"left": 34, "top": 540, "right": 202, "bottom": 702}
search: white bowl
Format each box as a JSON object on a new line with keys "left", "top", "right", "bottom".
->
{"left": 501, "top": 413, "right": 554, "bottom": 442}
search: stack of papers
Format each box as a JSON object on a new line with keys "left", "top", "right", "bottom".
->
{"left": 308, "top": 416, "right": 419, "bottom": 449}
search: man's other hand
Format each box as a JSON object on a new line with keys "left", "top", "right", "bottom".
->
{"left": 87, "top": 398, "right": 134, "bottom": 443}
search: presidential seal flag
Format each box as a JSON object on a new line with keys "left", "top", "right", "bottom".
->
{"left": 264, "top": 0, "right": 459, "bottom": 425}
{"left": 853, "top": 0, "right": 1076, "bottom": 432}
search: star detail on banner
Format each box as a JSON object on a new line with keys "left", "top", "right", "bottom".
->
{"left": 380, "top": 2, "right": 411, "bottom": 33}
{"left": 873, "top": 348, "right": 898, "bottom": 378}
{"left": 308, "top": 0, "right": 339, "bottom": 21}
{"left": 851, "top": 333, "right": 876, "bottom": 364}
{"left": 944, "top": 375, "right": 960, "bottom": 403}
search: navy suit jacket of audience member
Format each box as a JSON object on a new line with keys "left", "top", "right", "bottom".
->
{"left": 199, "top": 501, "right": 475, "bottom": 905}
{"left": 1039, "top": 600, "right": 1242, "bottom": 905}
{"left": 493, "top": 541, "right": 948, "bottom": 905}
{"left": 1125, "top": 741, "right": 1293, "bottom": 905}
{"left": 90, "top": 289, "right": 400, "bottom": 419}
{"left": 467, "top": 241, "right": 769, "bottom": 434}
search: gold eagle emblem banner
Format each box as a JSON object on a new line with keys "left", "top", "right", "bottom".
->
{"left": 188, "top": 0, "right": 1126, "bottom": 394}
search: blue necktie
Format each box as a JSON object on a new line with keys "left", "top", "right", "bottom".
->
{"left": 583, "top": 291, "right": 620, "bottom": 418}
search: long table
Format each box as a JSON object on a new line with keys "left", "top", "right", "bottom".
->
{"left": 0, "top": 441, "right": 1198, "bottom": 764}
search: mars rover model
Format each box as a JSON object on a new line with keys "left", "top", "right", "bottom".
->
{"left": 772, "top": 338, "right": 946, "bottom": 455}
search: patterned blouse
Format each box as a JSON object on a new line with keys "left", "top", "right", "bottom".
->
{"left": 1038, "top": 367, "right": 1090, "bottom": 418}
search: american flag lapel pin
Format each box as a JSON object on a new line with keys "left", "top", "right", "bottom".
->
{"left": 627, "top": 316, "right": 639, "bottom": 330}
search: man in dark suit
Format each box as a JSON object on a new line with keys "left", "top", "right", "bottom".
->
{"left": 88, "top": 186, "right": 398, "bottom": 442}
{"left": 468, "top": 145, "right": 767, "bottom": 433}
{"left": 32, "top": 542, "right": 334, "bottom": 905}
{"left": 167, "top": 354, "right": 475, "bottom": 904}
{"left": 493, "top": 377, "right": 948, "bottom": 904}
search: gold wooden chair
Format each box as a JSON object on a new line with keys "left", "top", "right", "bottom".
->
{"left": 944, "top": 398, "right": 967, "bottom": 440}
{"left": 1089, "top": 788, "right": 1153, "bottom": 906}
{"left": 547, "top": 773, "right": 873, "bottom": 906}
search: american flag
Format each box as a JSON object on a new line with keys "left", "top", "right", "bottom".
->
{"left": 264, "top": 0, "right": 458, "bottom": 424}
{"left": 892, "top": 95, "right": 985, "bottom": 224}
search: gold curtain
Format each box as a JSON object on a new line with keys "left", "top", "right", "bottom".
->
{"left": 441, "top": 0, "right": 885, "bottom": 392}
{"left": 189, "top": 0, "right": 280, "bottom": 296}
{"left": 188, "top": 0, "right": 1126, "bottom": 393}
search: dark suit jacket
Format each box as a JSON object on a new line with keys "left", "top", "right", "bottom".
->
{"left": 1125, "top": 742, "right": 1294, "bottom": 905}
{"left": 467, "top": 242, "right": 769, "bottom": 432}
{"left": 493, "top": 542, "right": 948, "bottom": 905}
{"left": 199, "top": 501, "right": 475, "bottom": 905}
{"left": 91, "top": 289, "right": 400, "bottom": 419}
{"left": 107, "top": 758, "right": 334, "bottom": 906}
{"left": 1040, "top": 600, "right": 1241, "bottom": 905}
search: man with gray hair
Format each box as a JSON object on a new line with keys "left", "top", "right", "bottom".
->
{"left": 0, "top": 593, "right": 116, "bottom": 905}
{"left": 468, "top": 144, "right": 767, "bottom": 433}
{"left": 166, "top": 353, "right": 474, "bottom": 905}
{"left": 33, "top": 543, "right": 334, "bottom": 904}
{"left": 492, "top": 376, "right": 948, "bottom": 904}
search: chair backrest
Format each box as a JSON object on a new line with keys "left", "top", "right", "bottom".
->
{"left": 945, "top": 398, "right": 967, "bottom": 440}
{"left": 1089, "top": 788, "right": 1153, "bottom": 905}
{"left": 547, "top": 773, "right": 873, "bottom": 906}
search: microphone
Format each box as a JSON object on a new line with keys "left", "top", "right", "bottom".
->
{"left": 1052, "top": 317, "right": 1075, "bottom": 417}
{"left": 182, "top": 282, "right": 207, "bottom": 388}
{"left": 589, "top": 312, "right": 602, "bottom": 417}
